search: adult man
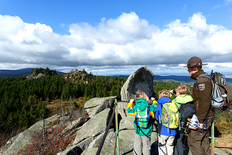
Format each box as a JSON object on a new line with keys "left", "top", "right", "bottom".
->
{"left": 184, "top": 56, "right": 213, "bottom": 155}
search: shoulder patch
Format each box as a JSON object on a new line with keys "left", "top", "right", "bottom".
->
{"left": 198, "top": 84, "right": 205, "bottom": 91}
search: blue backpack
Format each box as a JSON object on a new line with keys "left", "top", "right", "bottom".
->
{"left": 135, "top": 108, "right": 151, "bottom": 129}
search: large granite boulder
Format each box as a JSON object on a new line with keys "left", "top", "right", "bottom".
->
{"left": 81, "top": 129, "right": 115, "bottom": 155}
{"left": 57, "top": 138, "right": 92, "bottom": 155}
{"left": 73, "top": 108, "right": 111, "bottom": 145}
{"left": 120, "top": 66, "right": 155, "bottom": 101}
{"left": 57, "top": 108, "right": 112, "bottom": 155}
{"left": 84, "top": 96, "right": 117, "bottom": 118}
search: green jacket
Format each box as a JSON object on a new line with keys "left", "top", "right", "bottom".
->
{"left": 127, "top": 98, "right": 158, "bottom": 136}
{"left": 173, "top": 94, "right": 193, "bottom": 131}
{"left": 173, "top": 94, "right": 193, "bottom": 108}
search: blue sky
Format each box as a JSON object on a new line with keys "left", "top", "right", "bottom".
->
{"left": 0, "top": 0, "right": 232, "bottom": 76}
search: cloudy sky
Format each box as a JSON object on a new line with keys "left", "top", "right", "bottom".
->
{"left": 0, "top": 0, "right": 232, "bottom": 76}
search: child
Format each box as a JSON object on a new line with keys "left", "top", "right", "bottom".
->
{"left": 173, "top": 84, "right": 194, "bottom": 155}
{"left": 155, "top": 90, "right": 177, "bottom": 155}
{"left": 127, "top": 90, "right": 158, "bottom": 155}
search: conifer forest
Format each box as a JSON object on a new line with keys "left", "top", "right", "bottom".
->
{"left": 0, "top": 68, "right": 126, "bottom": 134}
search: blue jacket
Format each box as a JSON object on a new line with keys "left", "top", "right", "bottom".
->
{"left": 155, "top": 96, "right": 177, "bottom": 136}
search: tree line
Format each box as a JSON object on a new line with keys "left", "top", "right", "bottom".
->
{"left": 0, "top": 69, "right": 126, "bottom": 134}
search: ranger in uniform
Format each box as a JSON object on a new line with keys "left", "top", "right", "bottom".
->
{"left": 184, "top": 56, "right": 213, "bottom": 155}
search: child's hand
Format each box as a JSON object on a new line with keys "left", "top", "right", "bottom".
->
{"left": 130, "top": 99, "right": 134, "bottom": 103}
{"left": 199, "top": 123, "right": 203, "bottom": 129}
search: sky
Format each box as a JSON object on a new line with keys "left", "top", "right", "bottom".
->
{"left": 0, "top": 0, "right": 232, "bottom": 77}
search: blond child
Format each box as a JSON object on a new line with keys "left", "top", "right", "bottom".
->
{"left": 173, "top": 84, "right": 194, "bottom": 155}
{"left": 155, "top": 90, "right": 177, "bottom": 155}
{"left": 127, "top": 90, "right": 158, "bottom": 155}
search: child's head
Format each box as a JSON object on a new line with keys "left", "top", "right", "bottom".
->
{"left": 136, "top": 90, "right": 149, "bottom": 101}
{"left": 175, "top": 84, "right": 188, "bottom": 96}
{"left": 158, "top": 90, "right": 170, "bottom": 98}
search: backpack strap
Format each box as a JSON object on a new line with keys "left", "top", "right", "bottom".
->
{"left": 203, "top": 105, "right": 215, "bottom": 133}
{"left": 159, "top": 103, "right": 163, "bottom": 124}
{"left": 158, "top": 104, "right": 163, "bottom": 134}
{"left": 134, "top": 107, "right": 151, "bottom": 139}
{"left": 194, "top": 73, "right": 213, "bottom": 91}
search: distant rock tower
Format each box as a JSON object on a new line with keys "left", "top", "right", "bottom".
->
{"left": 120, "top": 66, "right": 155, "bottom": 101}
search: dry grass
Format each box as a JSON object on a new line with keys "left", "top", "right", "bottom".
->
{"left": 214, "top": 133, "right": 232, "bottom": 148}
{"left": 214, "top": 109, "right": 232, "bottom": 149}
{"left": 46, "top": 97, "right": 89, "bottom": 117}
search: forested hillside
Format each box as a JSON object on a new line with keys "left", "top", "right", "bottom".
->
{"left": 0, "top": 68, "right": 126, "bottom": 134}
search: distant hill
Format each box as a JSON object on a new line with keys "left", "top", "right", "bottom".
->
{"left": 154, "top": 75, "right": 194, "bottom": 83}
{"left": 0, "top": 72, "right": 18, "bottom": 78}
{"left": 115, "top": 74, "right": 194, "bottom": 83}
{"left": 1, "top": 69, "right": 232, "bottom": 85}
{"left": 0, "top": 68, "right": 35, "bottom": 76}
{"left": 115, "top": 74, "right": 232, "bottom": 85}
{"left": 0, "top": 68, "right": 65, "bottom": 78}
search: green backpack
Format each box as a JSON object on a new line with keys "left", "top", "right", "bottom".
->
{"left": 160, "top": 101, "right": 180, "bottom": 129}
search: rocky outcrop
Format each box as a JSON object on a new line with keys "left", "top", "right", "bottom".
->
{"left": 57, "top": 107, "right": 112, "bottom": 155}
{"left": 84, "top": 96, "right": 117, "bottom": 118}
{"left": 120, "top": 66, "right": 155, "bottom": 101}
{"left": 73, "top": 108, "right": 111, "bottom": 145}
{"left": 1, "top": 114, "right": 60, "bottom": 155}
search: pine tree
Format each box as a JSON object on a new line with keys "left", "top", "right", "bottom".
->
{"left": 29, "top": 105, "right": 37, "bottom": 120}
{"left": 19, "top": 106, "right": 28, "bottom": 127}
{"left": 90, "top": 85, "right": 96, "bottom": 98}
{"left": 103, "top": 86, "right": 108, "bottom": 97}
{"left": 110, "top": 85, "right": 117, "bottom": 96}
{"left": 37, "top": 101, "right": 47, "bottom": 120}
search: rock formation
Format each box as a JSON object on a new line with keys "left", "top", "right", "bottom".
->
{"left": 120, "top": 66, "right": 155, "bottom": 101}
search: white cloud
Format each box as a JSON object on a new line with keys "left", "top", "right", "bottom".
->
{"left": 0, "top": 12, "right": 232, "bottom": 76}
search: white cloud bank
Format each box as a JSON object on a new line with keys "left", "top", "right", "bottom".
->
{"left": 0, "top": 12, "right": 232, "bottom": 76}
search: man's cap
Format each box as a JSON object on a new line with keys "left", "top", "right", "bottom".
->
{"left": 183, "top": 56, "right": 208, "bottom": 67}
